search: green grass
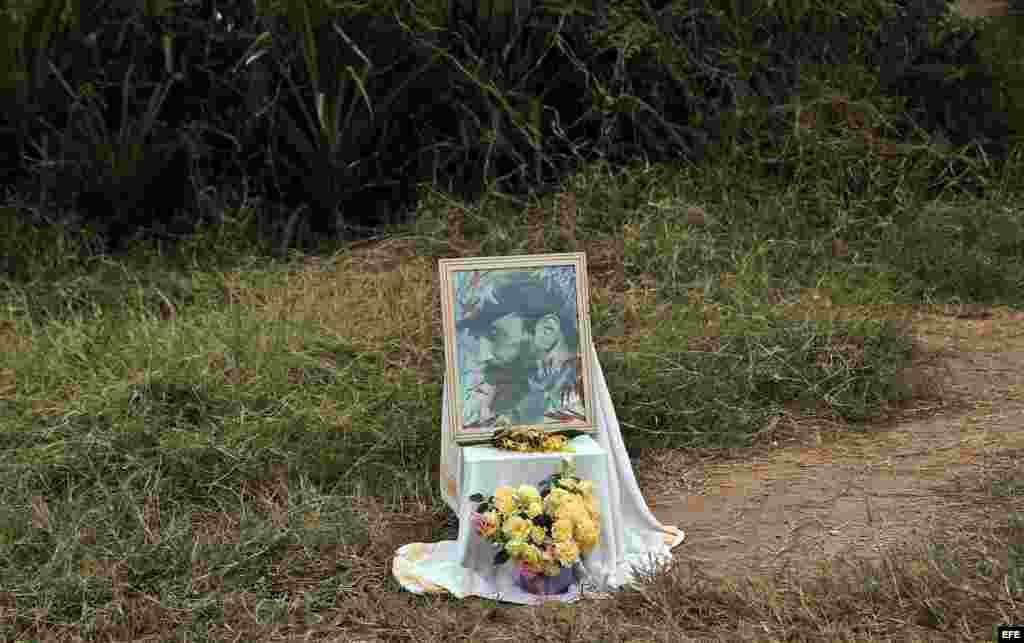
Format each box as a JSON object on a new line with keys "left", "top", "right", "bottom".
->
{"left": 2, "top": 4, "right": 1024, "bottom": 642}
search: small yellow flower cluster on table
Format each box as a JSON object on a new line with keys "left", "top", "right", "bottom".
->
{"left": 470, "top": 458, "right": 600, "bottom": 577}
{"left": 491, "top": 416, "right": 575, "bottom": 453}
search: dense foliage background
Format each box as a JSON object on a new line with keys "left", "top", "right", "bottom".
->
{"left": 1, "top": 0, "right": 1021, "bottom": 258}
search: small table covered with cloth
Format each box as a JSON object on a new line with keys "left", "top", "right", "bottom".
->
{"left": 392, "top": 344, "right": 685, "bottom": 605}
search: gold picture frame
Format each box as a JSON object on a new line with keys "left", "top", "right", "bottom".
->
{"left": 438, "top": 253, "right": 596, "bottom": 445}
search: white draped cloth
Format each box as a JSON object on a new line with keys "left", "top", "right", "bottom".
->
{"left": 392, "top": 344, "right": 685, "bottom": 604}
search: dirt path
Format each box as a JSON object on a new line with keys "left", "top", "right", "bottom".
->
{"left": 956, "top": 0, "right": 1011, "bottom": 18}
{"left": 640, "top": 0, "right": 1024, "bottom": 587}
{"left": 644, "top": 306, "right": 1024, "bottom": 582}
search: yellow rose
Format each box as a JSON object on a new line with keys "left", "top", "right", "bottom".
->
{"left": 545, "top": 487, "right": 570, "bottom": 513}
{"left": 526, "top": 501, "right": 543, "bottom": 519}
{"left": 577, "top": 480, "right": 594, "bottom": 496}
{"left": 554, "top": 540, "right": 580, "bottom": 565}
{"left": 573, "top": 517, "right": 595, "bottom": 535}
{"left": 493, "top": 487, "right": 516, "bottom": 514}
{"left": 562, "top": 493, "right": 583, "bottom": 509}
{"left": 558, "top": 477, "right": 578, "bottom": 492}
{"left": 570, "top": 495, "right": 589, "bottom": 514}
{"left": 530, "top": 525, "right": 546, "bottom": 545}
{"left": 503, "top": 515, "right": 533, "bottom": 540}
{"left": 575, "top": 520, "right": 600, "bottom": 552}
{"left": 555, "top": 497, "right": 585, "bottom": 522}
{"left": 585, "top": 495, "right": 599, "bottom": 519}
{"left": 551, "top": 519, "right": 574, "bottom": 542}
{"left": 570, "top": 510, "right": 591, "bottom": 528}
{"left": 567, "top": 510, "right": 588, "bottom": 528}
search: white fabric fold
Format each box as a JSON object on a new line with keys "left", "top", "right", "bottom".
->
{"left": 392, "top": 343, "right": 684, "bottom": 603}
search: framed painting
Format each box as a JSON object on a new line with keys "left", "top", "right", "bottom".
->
{"left": 438, "top": 253, "right": 596, "bottom": 446}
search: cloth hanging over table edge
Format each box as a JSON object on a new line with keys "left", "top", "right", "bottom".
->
{"left": 392, "top": 343, "right": 686, "bottom": 601}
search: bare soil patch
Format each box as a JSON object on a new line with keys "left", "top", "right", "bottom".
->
{"left": 645, "top": 307, "right": 1024, "bottom": 583}
{"left": 956, "top": 0, "right": 1010, "bottom": 18}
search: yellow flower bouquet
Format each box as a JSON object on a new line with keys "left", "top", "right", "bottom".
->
{"left": 469, "top": 458, "right": 601, "bottom": 595}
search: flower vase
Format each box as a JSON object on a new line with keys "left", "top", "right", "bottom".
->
{"left": 515, "top": 565, "right": 577, "bottom": 596}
